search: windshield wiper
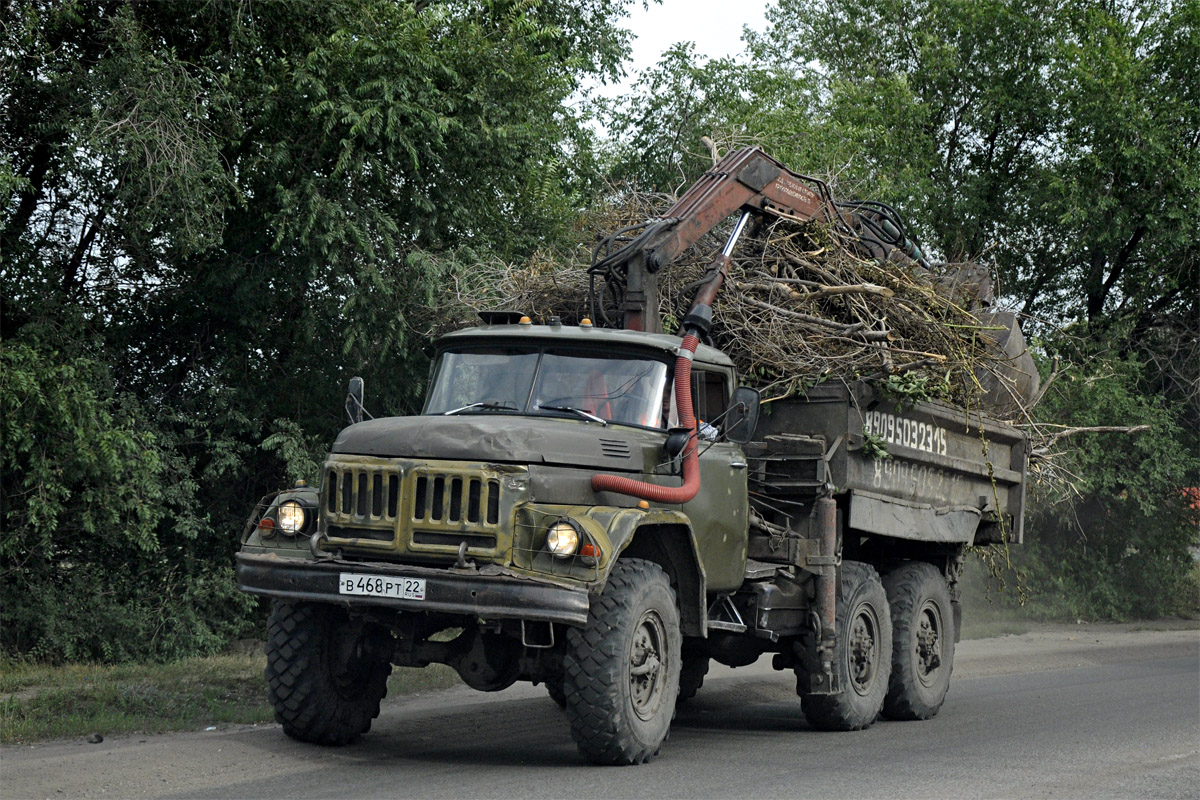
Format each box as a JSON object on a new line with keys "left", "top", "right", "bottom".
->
{"left": 443, "top": 402, "right": 515, "bottom": 416}
{"left": 537, "top": 404, "right": 608, "bottom": 426}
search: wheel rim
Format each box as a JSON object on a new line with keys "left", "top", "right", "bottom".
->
{"left": 914, "top": 599, "right": 944, "bottom": 688}
{"left": 847, "top": 601, "right": 881, "bottom": 696}
{"left": 629, "top": 609, "right": 667, "bottom": 721}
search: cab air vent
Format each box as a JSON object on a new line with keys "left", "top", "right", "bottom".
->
{"left": 599, "top": 438, "right": 632, "bottom": 459}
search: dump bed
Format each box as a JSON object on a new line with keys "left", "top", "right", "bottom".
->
{"left": 749, "top": 382, "right": 1027, "bottom": 545}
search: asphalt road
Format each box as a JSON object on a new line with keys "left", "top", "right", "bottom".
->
{"left": 4, "top": 624, "right": 1198, "bottom": 799}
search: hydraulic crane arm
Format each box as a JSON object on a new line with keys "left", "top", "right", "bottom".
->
{"left": 639, "top": 147, "right": 835, "bottom": 270}
{"left": 586, "top": 147, "right": 929, "bottom": 333}
{"left": 589, "top": 147, "right": 929, "bottom": 506}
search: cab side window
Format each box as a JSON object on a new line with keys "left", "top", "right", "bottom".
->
{"left": 667, "top": 368, "right": 729, "bottom": 428}
{"left": 692, "top": 370, "right": 728, "bottom": 422}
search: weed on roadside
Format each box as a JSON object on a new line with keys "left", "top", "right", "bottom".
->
{"left": 1, "top": 655, "right": 460, "bottom": 744}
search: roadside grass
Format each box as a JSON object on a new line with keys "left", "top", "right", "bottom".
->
{"left": 957, "top": 555, "right": 1200, "bottom": 639}
{"left": 1126, "top": 619, "right": 1200, "bottom": 632}
{"left": 0, "top": 655, "right": 459, "bottom": 744}
{"left": 959, "top": 619, "right": 1032, "bottom": 640}
{"left": 959, "top": 590, "right": 1037, "bottom": 639}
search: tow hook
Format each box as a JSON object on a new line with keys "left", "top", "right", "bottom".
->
{"left": 454, "top": 541, "right": 475, "bottom": 570}
{"left": 309, "top": 530, "right": 330, "bottom": 560}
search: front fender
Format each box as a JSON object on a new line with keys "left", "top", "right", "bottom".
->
{"left": 511, "top": 504, "right": 694, "bottom": 589}
{"left": 585, "top": 507, "right": 692, "bottom": 554}
{"left": 581, "top": 507, "right": 708, "bottom": 637}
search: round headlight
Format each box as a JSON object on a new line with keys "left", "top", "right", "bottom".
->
{"left": 277, "top": 501, "right": 307, "bottom": 535}
{"left": 546, "top": 520, "right": 580, "bottom": 558}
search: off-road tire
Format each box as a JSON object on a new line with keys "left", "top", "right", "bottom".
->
{"left": 546, "top": 678, "right": 567, "bottom": 709}
{"left": 882, "top": 561, "right": 955, "bottom": 720}
{"left": 265, "top": 601, "right": 392, "bottom": 745}
{"left": 677, "top": 648, "right": 710, "bottom": 704}
{"left": 563, "top": 558, "right": 681, "bottom": 765}
{"left": 802, "top": 561, "right": 892, "bottom": 732}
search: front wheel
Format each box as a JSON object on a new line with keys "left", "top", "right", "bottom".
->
{"left": 265, "top": 601, "right": 392, "bottom": 745}
{"left": 802, "top": 561, "right": 892, "bottom": 731}
{"left": 882, "top": 561, "right": 955, "bottom": 720}
{"left": 564, "top": 559, "right": 681, "bottom": 765}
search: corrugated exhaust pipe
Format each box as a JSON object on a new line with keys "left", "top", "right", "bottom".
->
{"left": 591, "top": 333, "right": 702, "bottom": 503}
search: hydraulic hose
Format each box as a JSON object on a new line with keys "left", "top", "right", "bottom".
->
{"left": 591, "top": 333, "right": 702, "bottom": 504}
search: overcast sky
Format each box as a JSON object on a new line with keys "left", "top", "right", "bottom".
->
{"left": 602, "top": 0, "right": 770, "bottom": 94}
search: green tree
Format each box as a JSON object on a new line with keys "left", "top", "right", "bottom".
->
{"left": 600, "top": 0, "right": 1199, "bottom": 616}
{"left": 599, "top": 44, "right": 759, "bottom": 191}
{"left": 1021, "top": 327, "right": 1199, "bottom": 618}
{"left": 1, "top": 0, "right": 634, "bottom": 661}
{"left": 606, "top": 0, "right": 1197, "bottom": 328}
{"left": 751, "top": 0, "right": 1197, "bottom": 326}
{"left": 0, "top": 326, "right": 255, "bottom": 661}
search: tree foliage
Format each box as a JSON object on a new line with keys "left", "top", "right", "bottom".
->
{"left": 1021, "top": 326, "right": 1199, "bottom": 618}
{"left": 598, "top": 44, "right": 759, "bottom": 192}
{"left": 1, "top": 0, "right": 1195, "bottom": 661}
{"left": 1, "top": 325, "right": 255, "bottom": 661}
{"left": 607, "top": 0, "right": 1198, "bottom": 328}
{"left": 1, "top": 0, "right": 633, "bottom": 661}
{"left": 600, "top": 0, "right": 1198, "bottom": 617}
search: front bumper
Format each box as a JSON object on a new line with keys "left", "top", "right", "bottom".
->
{"left": 236, "top": 552, "right": 590, "bottom": 626}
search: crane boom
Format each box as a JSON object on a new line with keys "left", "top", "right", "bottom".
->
{"left": 586, "top": 147, "right": 930, "bottom": 333}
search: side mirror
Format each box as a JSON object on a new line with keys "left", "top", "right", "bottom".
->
{"left": 346, "top": 377, "right": 365, "bottom": 425}
{"left": 724, "top": 387, "right": 761, "bottom": 444}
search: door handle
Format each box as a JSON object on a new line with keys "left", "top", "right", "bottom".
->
{"left": 730, "top": 460, "right": 747, "bottom": 470}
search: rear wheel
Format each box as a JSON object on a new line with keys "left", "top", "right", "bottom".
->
{"left": 563, "top": 559, "right": 681, "bottom": 765}
{"left": 882, "top": 562, "right": 955, "bottom": 720}
{"left": 265, "top": 601, "right": 392, "bottom": 745}
{"left": 802, "top": 561, "right": 892, "bottom": 731}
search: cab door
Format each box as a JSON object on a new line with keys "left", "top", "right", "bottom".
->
{"left": 678, "top": 367, "right": 748, "bottom": 591}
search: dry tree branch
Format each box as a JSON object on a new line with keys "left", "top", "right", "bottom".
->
{"left": 1034, "top": 424, "right": 1151, "bottom": 451}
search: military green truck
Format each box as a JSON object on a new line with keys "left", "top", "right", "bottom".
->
{"left": 237, "top": 148, "right": 1032, "bottom": 764}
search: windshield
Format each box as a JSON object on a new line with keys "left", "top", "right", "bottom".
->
{"left": 425, "top": 346, "right": 670, "bottom": 428}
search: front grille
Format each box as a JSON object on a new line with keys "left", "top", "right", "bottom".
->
{"left": 326, "top": 466, "right": 400, "bottom": 522}
{"left": 322, "top": 459, "right": 517, "bottom": 558}
{"left": 413, "top": 474, "right": 501, "bottom": 526}
{"left": 412, "top": 530, "right": 497, "bottom": 549}
{"left": 328, "top": 525, "right": 395, "bottom": 542}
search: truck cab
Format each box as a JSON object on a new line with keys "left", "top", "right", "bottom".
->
{"left": 238, "top": 319, "right": 760, "bottom": 763}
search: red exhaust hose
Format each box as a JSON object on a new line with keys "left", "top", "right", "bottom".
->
{"left": 591, "top": 334, "right": 702, "bottom": 503}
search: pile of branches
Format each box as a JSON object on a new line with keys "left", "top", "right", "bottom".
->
{"left": 663, "top": 222, "right": 1007, "bottom": 409}
{"left": 433, "top": 192, "right": 1034, "bottom": 421}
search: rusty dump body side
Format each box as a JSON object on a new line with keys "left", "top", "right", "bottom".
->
{"left": 750, "top": 382, "right": 1027, "bottom": 546}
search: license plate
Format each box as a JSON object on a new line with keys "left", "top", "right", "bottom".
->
{"left": 338, "top": 573, "right": 426, "bottom": 601}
